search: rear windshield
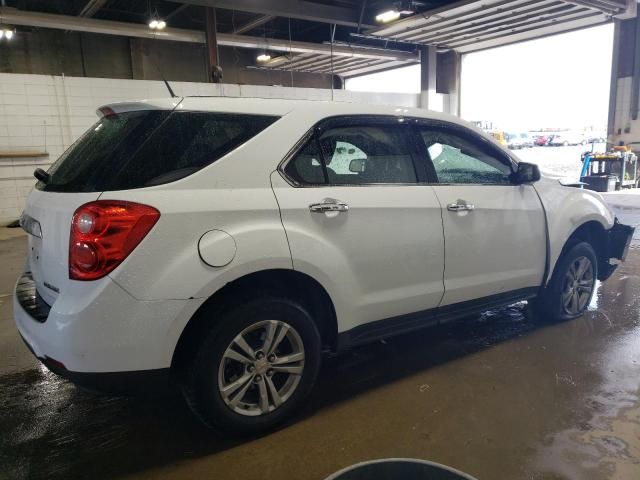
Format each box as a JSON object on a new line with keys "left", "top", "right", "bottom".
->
{"left": 38, "top": 110, "right": 279, "bottom": 192}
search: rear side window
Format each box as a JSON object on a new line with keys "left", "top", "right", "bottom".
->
{"left": 39, "top": 111, "right": 278, "bottom": 192}
{"left": 284, "top": 124, "right": 417, "bottom": 186}
{"left": 284, "top": 138, "right": 326, "bottom": 185}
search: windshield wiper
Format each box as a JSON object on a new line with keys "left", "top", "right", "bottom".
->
{"left": 33, "top": 168, "right": 51, "bottom": 184}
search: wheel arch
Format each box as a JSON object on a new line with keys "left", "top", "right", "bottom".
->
{"left": 171, "top": 269, "right": 338, "bottom": 372}
{"left": 550, "top": 220, "right": 608, "bottom": 283}
{"left": 536, "top": 179, "right": 615, "bottom": 285}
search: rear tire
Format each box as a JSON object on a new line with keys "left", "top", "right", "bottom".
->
{"left": 183, "top": 296, "right": 321, "bottom": 434}
{"left": 532, "top": 242, "right": 597, "bottom": 322}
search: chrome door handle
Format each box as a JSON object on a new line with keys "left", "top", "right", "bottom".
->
{"left": 309, "top": 199, "right": 349, "bottom": 213}
{"left": 447, "top": 202, "right": 475, "bottom": 212}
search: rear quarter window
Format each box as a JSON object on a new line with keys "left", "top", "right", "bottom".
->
{"left": 39, "top": 111, "right": 278, "bottom": 192}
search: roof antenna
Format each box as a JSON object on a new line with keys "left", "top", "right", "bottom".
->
{"left": 163, "top": 77, "right": 177, "bottom": 98}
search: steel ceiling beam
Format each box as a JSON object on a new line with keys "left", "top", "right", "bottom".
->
{"left": 563, "top": 0, "right": 625, "bottom": 14}
{"left": 420, "top": 4, "right": 581, "bottom": 44}
{"left": 274, "top": 53, "right": 316, "bottom": 68}
{"left": 383, "top": 0, "right": 535, "bottom": 41}
{"left": 166, "top": 4, "right": 191, "bottom": 20}
{"left": 170, "top": 0, "right": 376, "bottom": 29}
{"left": 0, "top": 7, "right": 418, "bottom": 63}
{"left": 447, "top": 9, "right": 602, "bottom": 48}
{"left": 341, "top": 59, "right": 411, "bottom": 77}
{"left": 403, "top": 0, "right": 561, "bottom": 42}
{"left": 365, "top": 0, "right": 618, "bottom": 53}
{"left": 232, "top": 14, "right": 275, "bottom": 34}
{"left": 455, "top": 12, "right": 609, "bottom": 52}
{"left": 332, "top": 59, "right": 388, "bottom": 74}
{"left": 0, "top": 7, "right": 206, "bottom": 42}
{"left": 367, "top": 0, "right": 499, "bottom": 37}
{"left": 251, "top": 57, "right": 412, "bottom": 77}
{"left": 257, "top": 57, "right": 399, "bottom": 77}
{"left": 78, "top": 0, "right": 107, "bottom": 17}
{"left": 304, "top": 56, "right": 361, "bottom": 72}
{"left": 287, "top": 57, "right": 342, "bottom": 71}
{"left": 368, "top": 0, "right": 624, "bottom": 42}
{"left": 221, "top": 36, "right": 419, "bottom": 61}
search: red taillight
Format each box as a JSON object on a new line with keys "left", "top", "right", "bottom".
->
{"left": 69, "top": 201, "right": 160, "bottom": 281}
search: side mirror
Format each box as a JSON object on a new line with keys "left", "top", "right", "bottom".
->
{"left": 349, "top": 158, "right": 366, "bottom": 173}
{"left": 512, "top": 162, "right": 540, "bottom": 184}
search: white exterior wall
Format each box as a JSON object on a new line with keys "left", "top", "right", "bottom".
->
{"left": 0, "top": 73, "right": 420, "bottom": 225}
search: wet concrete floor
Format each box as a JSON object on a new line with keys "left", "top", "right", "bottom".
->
{"left": 1, "top": 212, "right": 640, "bottom": 480}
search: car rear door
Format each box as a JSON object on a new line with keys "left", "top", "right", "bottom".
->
{"left": 412, "top": 121, "right": 546, "bottom": 307}
{"left": 271, "top": 116, "right": 445, "bottom": 334}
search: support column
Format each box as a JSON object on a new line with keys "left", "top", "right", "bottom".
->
{"left": 440, "top": 51, "right": 461, "bottom": 117}
{"left": 205, "top": 7, "right": 222, "bottom": 83}
{"left": 607, "top": 19, "right": 621, "bottom": 136}
{"left": 631, "top": 12, "right": 640, "bottom": 122}
{"left": 607, "top": 12, "right": 640, "bottom": 147}
{"left": 419, "top": 45, "right": 438, "bottom": 110}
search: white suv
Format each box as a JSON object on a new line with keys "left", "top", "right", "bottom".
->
{"left": 14, "top": 97, "right": 634, "bottom": 433}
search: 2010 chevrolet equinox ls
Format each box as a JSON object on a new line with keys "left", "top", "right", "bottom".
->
{"left": 14, "top": 97, "right": 634, "bottom": 433}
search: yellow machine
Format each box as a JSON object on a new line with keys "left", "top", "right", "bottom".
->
{"left": 580, "top": 146, "right": 639, "bottom": 192}
{"left": 490, "top": 130, "right": 506, "bottom": 145}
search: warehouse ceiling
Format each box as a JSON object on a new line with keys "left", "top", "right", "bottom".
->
{"left": 363, "top": 0, "right": 630, "bottom": 53}
{"left": 0, "top": 0, "right": 633, "bottom": 77}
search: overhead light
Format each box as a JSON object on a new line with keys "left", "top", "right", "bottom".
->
{"left": 148, "top": 18, "right": 166, "bottom": 30}
{"left": 257, "top": 53, "right": 272, "bottom": 62}
{"left": 375, "top": 9, "right": 401, "bottom": 23}
{"left": 263, "top": 55, "right": 288, "bottom": 66}
{"left": 0, "top": 25, "right": 15, "bottom": 40}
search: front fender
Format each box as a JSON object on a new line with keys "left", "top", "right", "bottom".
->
{"left": 534, "top": 177, "right": 615, "bottom": 283}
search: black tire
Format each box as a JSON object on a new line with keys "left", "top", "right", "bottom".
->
{"left": 532, "top": 241, "right": 597, "bottom": 322}
{"left": 183, "top": 296, "right": 322, "bottom": 434}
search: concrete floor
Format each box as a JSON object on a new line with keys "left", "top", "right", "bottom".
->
{"left": 1, "top": 206, "right": 639, "bottom": 480}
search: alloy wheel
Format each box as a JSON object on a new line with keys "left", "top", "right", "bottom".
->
{"left": 561, "top": 256, "right": 594, "bottom": 315}
{"left": 217, "top": 320, "right": 305, "bottom": 416}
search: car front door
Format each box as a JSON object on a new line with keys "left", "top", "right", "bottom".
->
{"left": 271, "top": 116, "right": 445, "bottom": 336}
{"left": 414, "top": 122, "right": 546, "bottom": 307}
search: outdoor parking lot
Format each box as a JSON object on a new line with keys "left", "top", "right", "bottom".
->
{"left": 517, "top": 144, "right": 607, "bottom": 180}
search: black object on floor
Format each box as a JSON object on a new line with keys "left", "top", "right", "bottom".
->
{"left": 326, "top": 459, "right": 477, "bottom": 480}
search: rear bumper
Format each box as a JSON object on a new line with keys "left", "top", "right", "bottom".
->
{"left": 13, "top": 271, "right": 199, "bottom": 390}
{"left": 598, "top": 219, "right": 635, "bottom": 281}
{"left": 18, "top": 330, "right": 170, "bottom": 394}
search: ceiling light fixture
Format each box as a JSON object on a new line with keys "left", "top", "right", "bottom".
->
{"left": 256, "top": 53, "right": 272, "bottom": 62}
{"left": 375, "top": 9, "right": 401, "bottom": 23}
{"left": 148, "top": 18, "right": 166, "bottom": 30}
{"left": 0, "top": 25, "right": 15, "bottom": 40}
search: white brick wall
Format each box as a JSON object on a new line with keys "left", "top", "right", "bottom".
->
{"left": 0, "top": 73, "right": 420, "bottom": 225}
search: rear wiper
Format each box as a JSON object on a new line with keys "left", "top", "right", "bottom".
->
{"left": 34, "top": 168, "right": 50, "bottom": 184}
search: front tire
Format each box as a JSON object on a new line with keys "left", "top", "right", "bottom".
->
{"left": 532, "top": 242, "right": 597, "bottom": 322}
{"left": 184, "top": 297, "right": 321, "bottom": 434}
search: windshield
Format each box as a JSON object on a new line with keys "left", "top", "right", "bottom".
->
{"left": 38, "top": 110, "right": 278, "bottom": 192}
